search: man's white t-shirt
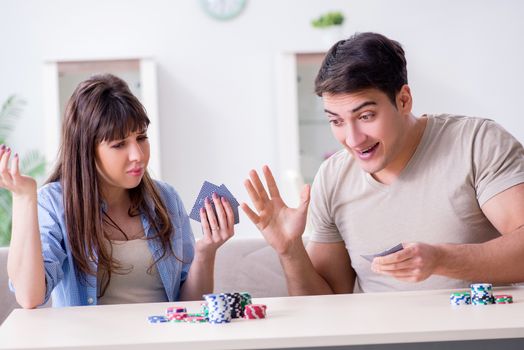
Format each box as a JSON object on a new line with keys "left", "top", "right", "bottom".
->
{"left": 309, "top": 115, "right": 524, "bottom": 292}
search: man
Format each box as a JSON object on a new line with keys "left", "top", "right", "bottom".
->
{"left": 242, "top": 32, "right": 524, "bottom": 295}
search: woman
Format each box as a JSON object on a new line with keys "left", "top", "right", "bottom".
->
{"left": 0, "top": 74, "right": 234, "bottom": 308}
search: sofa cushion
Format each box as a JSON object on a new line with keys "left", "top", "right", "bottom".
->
{"left": 213, "top": 238, "right": 288, "bottom": 298}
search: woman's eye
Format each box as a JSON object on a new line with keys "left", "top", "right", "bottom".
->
{"left": 112, "top": 142, "right": 125, "bottom": 149}
{"left": 138, "top": 135, "right": 149, "bottom": 142}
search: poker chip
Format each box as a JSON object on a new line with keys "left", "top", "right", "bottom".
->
{"left": 244, "top": 304, "right": 267, "bottom": 319}
{"left": 201, "top": 302, "right": 209, "bottom": 318}
{"left": 223, "top": 292, "right": 244, "bottom": 318}
{"left": 147, "top": 291, "right": 268, "bottom": 325}
{"left": 450, "top": 291, "right": 471, "bottom": 305}
{"left": 450, "top": 283, "right": 515, "bottom": 307}
{"left": 167, "top": 312, "right": 188, "bottom": 321}
{"left": 240, "top": 292, "right": 252, "bottom": 307}
{"left": 166, "top": 306, "right": 187, "bottom": 315}
{"left": 204, "top": 293, "right": 232, "bottom": 324}
{"left": 470, "top": 283, "right": 494, "bottom": 306}
{"left": 494, "top": 294, "right": 513, "bottom": 304}
{"left": 147, "top": 315, "right": 169, "bottom": 323}
{"left": 184, "top": 316, "right": 207, "bottom": 323}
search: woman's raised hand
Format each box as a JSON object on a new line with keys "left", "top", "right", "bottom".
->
{"left": 0, "top": 145, "right": 37, "bottom": 197}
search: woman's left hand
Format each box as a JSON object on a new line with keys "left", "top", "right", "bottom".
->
{"left": 196, "top": 192, "right": 235, "bottom": 256}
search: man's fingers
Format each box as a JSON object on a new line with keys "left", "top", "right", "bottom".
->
{"left": 262, "top": 165, "right": 281, "bottom": 200}
{"left": 244, "top": 179, "right": 264, "bottom": 212}
{"left": 241, "top": 203, "right": 260, "bottom": 226}
{"left": 249, "top": 169, "right": 270, "bottom": 203}
{"left": 373, "top": 260, "right": 412, "bottom": 271}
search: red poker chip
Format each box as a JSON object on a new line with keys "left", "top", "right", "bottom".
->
{"left": 244, "top": 304, "right": 267, "bottom": 319}
{"left": 494, "top": 294, "right": 512, "bottom": 299}
{"left": 168, "top": 312, "right": 188, "bottom": 320}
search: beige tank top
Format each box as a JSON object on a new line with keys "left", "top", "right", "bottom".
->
{"left": 97, "top": 238, "right": 167, "bottom": 304}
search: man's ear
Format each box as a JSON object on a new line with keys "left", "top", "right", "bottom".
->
{"left": 397, "top": 85, "right": 412, "bottom": 112}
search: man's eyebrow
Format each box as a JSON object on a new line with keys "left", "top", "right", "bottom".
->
{"left": 324, "top": 109, "right": 339, "bottom": 117}
{"left": 351, "top": 101, "right": 376, "bottom": 113}
{"left": 324, "top": 101, "right": 377, "bottom": 117}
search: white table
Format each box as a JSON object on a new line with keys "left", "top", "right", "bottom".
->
{"left": 1, "top": 287, "right": 523, "bottom": 350}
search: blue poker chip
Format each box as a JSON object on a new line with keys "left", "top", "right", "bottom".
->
{"left": 148, "top": 315, "right": 169, "bottom": 323}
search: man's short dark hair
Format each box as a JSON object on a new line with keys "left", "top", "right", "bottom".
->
{"left": 314, "top": 32, "right": 408, "bottom": 105}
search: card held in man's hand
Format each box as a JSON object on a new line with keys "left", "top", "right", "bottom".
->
{"left": 361, "top": 243, "right": 404, "bottom": 262}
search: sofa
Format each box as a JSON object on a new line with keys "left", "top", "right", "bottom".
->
{"left": 0, "top": 238, "right": 288, "bottom": 324}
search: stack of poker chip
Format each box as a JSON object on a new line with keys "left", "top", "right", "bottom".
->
{"left": 494, "top": 294, "right": 513, "bottom": 304}
{"left": 470, "top": 283, "right": 494, "bottom": 305}
{"left": 148, "top": 291, "right": 268, "bottom": 325}
{"left": 224, "top": 292, "right": 244, "bottom": 318}
{"left": 166, "top": 306, "right": 188, "bottom": 322}
{"left": 166, "top": 306, "right": 187, "bottom": 316}
{"left": 240, "top": 292, "right": 252, "bottom": 307}
{"left": 203, "top": 293, "right": 232, "bottom": 324}
{"left": 449, "top": 291, "right": 471, "bottom": 305}
{"left": 244, "top": 304, "right": 267, "bottom": 319}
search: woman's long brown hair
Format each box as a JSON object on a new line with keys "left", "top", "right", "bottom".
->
{"left": 46, "top": 74, "right": 176, "bottom": 296}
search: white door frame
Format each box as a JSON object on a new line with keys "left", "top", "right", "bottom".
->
{"left": 42, "top": 58, "right": 161, "bottom": 178}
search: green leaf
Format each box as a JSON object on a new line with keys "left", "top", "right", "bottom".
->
{"left": 20, "top": 150, "right": 46, "bottom": 179}
{"left": 0, "top": 95, "right": 44, "bottom": 246}
{"left": 0, "top": 95, "right": 26, "bottom": 142}
{"left": 0, "top": 189, "right": 12, "bottom": 246}
{"left": 311, "top": 11, "right": 345, "bottom": 28}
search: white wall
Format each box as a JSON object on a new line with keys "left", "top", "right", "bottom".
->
{"left": 1, "top": 0, "right": 523, "bottom": 237}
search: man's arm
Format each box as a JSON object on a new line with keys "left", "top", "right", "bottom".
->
{"left": 278, "top": 240, "right": 355, "bottom": 296}
{"left": 242, "top": 166, "right": 355, "bottom": 295}
{"left": 373, "top": 183, "right": 524, "bottom": 283}
{"left": 436, "top": 183, "right": 524, "bottom": 282}
{"left": 306, "top": 241, "right": 356, "bottom": 293}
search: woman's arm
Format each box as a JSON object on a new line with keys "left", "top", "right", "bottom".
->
{"left": 179, "top": 193, "right": 234, "bottom": 300}
{"left": 0, "top": 147, "right": 46, "bottom": 308}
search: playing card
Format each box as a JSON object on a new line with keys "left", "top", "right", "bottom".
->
{"left": 189, "top": 181, "right": 240, "bottom": 225}
{"left": 189, "top": 181, "right": 221, "bottom": 222}
{"left": 217, "top": 184, "right": 240, "bottom": 224}
{"left": 361, "top": 243, "right": 403, "bottom": 262}
{"left": 218, "top": 184, "right": 240, "bottom": 207}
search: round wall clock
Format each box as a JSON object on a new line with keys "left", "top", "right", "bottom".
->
{"left": 200, "top": 0, "right": 247, "bottom": 21}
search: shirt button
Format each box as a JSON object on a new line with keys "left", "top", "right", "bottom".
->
{"left": 87, "top": 297, "right": 94, "bottom": 304}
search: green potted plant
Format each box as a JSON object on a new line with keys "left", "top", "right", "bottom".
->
{"left": 311, "top": 11, "right": 345, "bottom": 28}
{"left": 311, "top": 11, "right": 345, "bottom": 47}
{"left": 0, "top": 95, "right": 46, "bottom": 246}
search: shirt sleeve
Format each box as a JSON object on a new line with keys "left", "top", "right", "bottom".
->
{"left": 473, "top": 120, "right": 524, "bottom": 206}
{"left": 37, "top": 188, "right": 68, "bottom": 306}
{"left": 308, "top": 160, "right": 344, "bottom": 243}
